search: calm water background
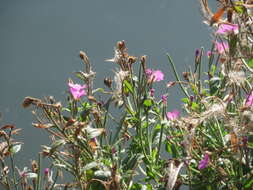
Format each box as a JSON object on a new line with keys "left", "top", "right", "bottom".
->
{"left": 1, "top": 0, "right": 215, "bottom": 181}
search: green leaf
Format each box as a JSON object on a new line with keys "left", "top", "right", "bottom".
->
{"left": 181, "top": 97, "right": 189, "bottom": 104}
{"left": 151, "top": 149, "right": 158, "bottom": 160}
{"left": 229, "top": 35, "right": 237, "bottom": 57}
{"left": 210, "top": 65, "right": 216, "bottom": 76}
{"left": 244, "top": 177, "right": 253, "bottom": 189}
{"left": 247, "top": 59, "right": 253, "bottom": 69}
{"left": 131, "top": 183, "right": 143, "bottom": 190}
{"left": 191, "top": 84, "right": 198, "bottom": 95}
{"left": 234, "top": 5, "right": 244, "bottom": 14}
{"left": 146, "top": 184, "right": 153, "bottom": 190}
{"left": 88, "top": 180, "right": 106, "bottom": 190}
{"left": 143, "top": 99, "right": 153, "bottom": 107}
{"left": 166, "top": 143, "right": 178, "bottom": 158}
{"left": 166, "top": 142, "right": 172, "bottom": 154}
{"left": 11, "top": 144, "right": 22, "bottom": 154}
{"left": 123, "top": 80, "right": 134, "bottom": 94}
{"left": 191, "top": 102, "right": 199, "bottom": 111}
{"left": 155, "top": 124, "right": 161, "bottom": 130}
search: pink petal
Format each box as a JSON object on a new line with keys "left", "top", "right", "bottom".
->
{"left": 152, "top": 70, "right": 164, "bottom": 82}
{"left": 166, "top": 109, "right": 180, "bottom": 120}
{"left": 246, "top": 90, "right": 253, "bottom": 107}
{"left": 68, "top": 82, "right": 87, "bottom": 100}
{"left": 198, "top": 154, "right": 210, "bottom": 170}
{"left": 216, "top": 23, "right": 238, "bottom": 35}
{"left": 215, "top": 41, "right": 229, "bottom": 54}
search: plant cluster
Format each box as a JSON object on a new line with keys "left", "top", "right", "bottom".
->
{"left": 2, "top": 0, "right": 253, "bottom": 189}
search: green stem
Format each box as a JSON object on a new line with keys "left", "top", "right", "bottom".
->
{"left": 166, "top": 54, "right": 190, "bottom": 98}
{"left": 156, "top": 105, "right": 166, "bottom": 163}
{"left": 138, "top": 119, "right": 150, "bottom": 163}
{"left": 10, "top": 155, "right": 17, "bottom": 190}
{"left": 145, "top": 111, "right": 152, "bottom": 155}
{"left": 49, "top": 170, "right": 59, "bottom": 190}
{"left": 36, "top": 154, "right": 42, "bottom": 190}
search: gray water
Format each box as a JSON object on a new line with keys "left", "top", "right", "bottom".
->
{"left": 1, "top": 0, "right": 212, "bottom": 183}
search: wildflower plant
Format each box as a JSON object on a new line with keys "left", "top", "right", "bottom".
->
{"left": 2, "top": 0, "right": 253, "bottom": 189}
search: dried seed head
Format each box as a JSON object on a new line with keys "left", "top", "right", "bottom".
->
{"left": 227, "top": 8, "right": 233, "bottom": 22}
{"left": 3, "top": 166, "right": 9, "bottom": 175}
{"left": 127, "top": 56, "right": 137, "bottom": 64}
{"left": 167, "top": 81, "right": 176, "bottom": 88}
{"left": 0, "top": 142, "right": 9, "bottom": 156}
{"left": 88, "top": 138, "right": 97, "bottom": 153}
{"left": 124, "top": 132, "right": 131, "bottom": 141}
{"left": 48, "top": 96, "right": 55, "bottom": 104}
{"left": 31, "top": 160, "right": 38, "bottom": 173}
{"left": 0, "top": 130, "right": 9, "bottom": 140}
{"left": 104, "top": 77, "right": 113, "bottom": 88}
{"left": 32, "top": 123, "right": 53, "bottom": 129}
{"left": 79, "top": 51, "right": 86, "bottom": 60}
{"left": 22, "top": 97, "right": 41, "bottom": 108}
{"left": 1, "top": 124, "right": 15, "bottom": 130}
{"left": 182, "top": 72, "right": 190, "bottom": 81}
{"left": 117, "top": 40, "right": 126, "bottom": 50}
{"left": 227, "top": 70, "right": 246, "bottom": 86}
{"left": 88, "top": 96, "right": 97, "bottom": 103}
{"left": 11, "top": 128, "right": 21, "bottom": 135}
{"left": 140, "top": 55, "right": 147, "bottom": 64}
{"left": 54, "top": 102, "right": 62, "bottom": 108}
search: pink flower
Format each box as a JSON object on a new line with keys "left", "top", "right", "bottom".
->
{"left": 145, "top": 68, "right": 153, "bottom": 76}
{"left": 198, "top": 153, "right": 210, "bottom": 170}
{"left": 215, "top": 41, "right": 229, "bottom": 54}
{"left": 152, "top": 70, "right": 164, "bottom": 81}
{"left": 166, "top": 109, "right": 180, "bottom": 120}
{"left": 246, "top": 90, "right": 253, "bottom": 107}
{"left": 68, "top": 82, "right": 87, "bottom": 100}
{"left": 150, "top": 88, "right": 155, "bottom": 97}
{"left": 44, "top": 168, "right": 50, "bottom": 176}
{"left": 206, "top": 50, "right": 212, "bottom": 57}
{"left": 161, "top": 94, "right": 167, "bottom": 105}
{"left": 146, "top": 69, "right": 164, "bottom": 82}
{"left": 216, "top": 23, "right": 239, "bottom": 35}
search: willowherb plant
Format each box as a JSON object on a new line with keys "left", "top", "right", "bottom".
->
{"left": 2, "top": 0, "right": 253, "bottom": 189}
